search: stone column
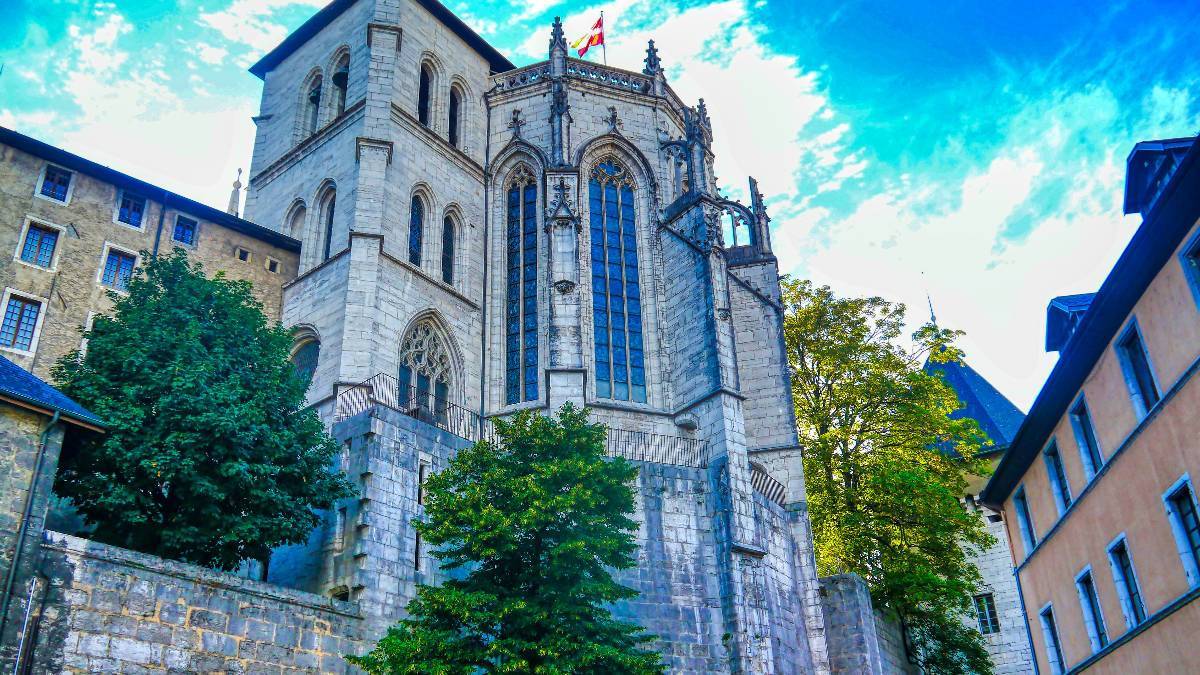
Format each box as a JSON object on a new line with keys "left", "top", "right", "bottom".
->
{"left": 544, "top": 173, "right": 585, "bottom": 411}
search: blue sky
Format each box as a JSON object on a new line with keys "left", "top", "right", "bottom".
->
{"left": 3, "top": 0, "right": 1200, "bottom": 407}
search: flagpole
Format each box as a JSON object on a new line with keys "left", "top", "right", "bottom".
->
{"left": 601, "top": 11, "right": 607, "bottom": 65}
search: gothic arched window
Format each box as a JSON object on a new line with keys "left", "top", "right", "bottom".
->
{"left": 590, "top": 157, "right": 645, "bottom": 403}
{"left": 303, "top": 74, "right": 323, "bottom": 137}
{"left": 291, "top": 338, "right": 320, "bottom": 387}
{"left": 441, "top": 216, "right": 455, "bottom": 285}
{"left": 398, "top": 320, "right": 453, "bottom": 427}
{"left": 448, "top": 87, "right": 461, "bottom": 148}
{"left": 418, "top": 66, "right": 432, "bottom": 126}
{"left": 331, "top": 52, "right": 349, "bottom": 117}
{"left": 286, "top": 203, "right": 307, "bottom": 240}
{"left": 505, "top": 167, "right": 538, "bottom": 404}
{"left": 319, "top": 189, "right": 336, "bottom": 261}
{"left": 409, "top": 196, "right": 425, "bottom": 266}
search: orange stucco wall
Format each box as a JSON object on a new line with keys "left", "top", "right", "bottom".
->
{"left": 1002, "top": 214, "right": 1200, "bottom": 674}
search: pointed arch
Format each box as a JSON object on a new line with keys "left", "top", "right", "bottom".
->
{"left": 283, "top": 199, "right": 308, "bottom": 240}
{"left": 298, "top": 67, "right": 325, "bottom": 141}
{"left": 416, "top": 53, "right": 444, "bottom": 129}
{"left": 314, "top": 180, "right": 337, "bottom": 263}
{"left": 397, "top": 310, "right": 464, "bottom": 424}
{"left": 408, "top": 183, "right": 436, "bottom": 268}
{"left": 326, "top": 45, "right": 351, "bottom": 119}
{"left": 289, "top": 324, "right": 322, "bottom": 392}
{"left": 440, "top": 204, "right": 464, "bottom": 286}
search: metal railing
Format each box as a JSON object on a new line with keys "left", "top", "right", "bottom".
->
{"left": 336, "top": 374, "right": 709, "bottom": 468}
{"left": 335, "top": 373, "right": 489, "bottom": 442}
{"left": 750, "top": 463, "right": 787, "bottom": 506}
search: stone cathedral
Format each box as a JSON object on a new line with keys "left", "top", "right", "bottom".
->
{"left": 241, "top": 1, "right": 831, "bottom": 672}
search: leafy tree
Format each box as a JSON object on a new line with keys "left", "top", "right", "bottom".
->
{"left": 782, "top": 278, "right": 995, "bottom": 675}
{"left": 349, "top": 405, "right": 663, "bottom": 674}
{"left": 51, "top": 249, "right": 355, "bottom": 572}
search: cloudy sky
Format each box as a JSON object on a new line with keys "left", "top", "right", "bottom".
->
{"left": 3, "top": 0, "right": 1200, "bottom": 407}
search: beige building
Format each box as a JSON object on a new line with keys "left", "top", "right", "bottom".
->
{"left": 0, "top": 126, "right": 301, "bottom": 381}
{"left": 982, "top": 137, "right": 1200, "bottom": 673}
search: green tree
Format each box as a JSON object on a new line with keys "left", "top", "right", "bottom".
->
{"left": 782, "top": 278, "right": 995, "bottom": 675}
{"left": 51, "top": 249, "right": 355, "bottom": 572}
{"left": 349, "top": 405, "right": 663, "bottom": 674}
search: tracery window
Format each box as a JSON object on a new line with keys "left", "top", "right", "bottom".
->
{"left": 398, "top": 320, "right": 453, "bottom": 427}
{"left": 590, "top": 157, "right": 645, "bottom": 403}
{"left": 505, "top": 167, "right": 538, "bottom": 404}
{"left": 409, "top": 196, "right": 424, "bottom": 266}
{"left": 441, "top": 216, "right": 455, "bottom": 284}
{"left": 291, "top": 338, "right": 320, "bottom": 386}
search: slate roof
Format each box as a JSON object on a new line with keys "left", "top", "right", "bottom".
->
{"left": 0, "top": 355, "right": 105, "bottom": 429}
{"left": 926, "top": 357, "right": 1026, "bottom": 456}
{"left": 1045, "top": 293, "right": 1096, "bottom": 353}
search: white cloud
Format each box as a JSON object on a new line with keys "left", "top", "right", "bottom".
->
{"left": 200, "top": 0, "right": 325, "bottom": 54}
{"left": 195, "top": 45, "right": 230, "bottom": 65}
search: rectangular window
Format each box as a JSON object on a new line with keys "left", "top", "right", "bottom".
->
{"left": 1013, "top": 488, "right": 1037, "bottom": 556}
{"left": 1039, "top": 605, "right": 1065, "bottom": 675}
{"left": 101, "top": 249, "right": 136, "bottom": 291}
{"left": 1166, "top": 479, "right": 1200, "bottom": 585}
{"left": 1076, "top": 569, "right": 1108, "bottom": 652}
{"left": 334, "top": 506, "right": 347, "bottom": 552}
{"left": 0, "top": 296, "right": 41, "bottom": 352}
{"left": 1116, "top": 323, "right": 1160, "bottom": 416}
{"left": 19, "top": 223, "right": 59, "bottom": 268}
{"left": 39, "top": 165, "right": 72, "bottom": 202}
{"left": 236, "top": 247, "right": 251, "bottom": 262}
{"left": 1107, "top": 538, "right": 1147, "bottom": 628}
{"left": 1043, "top": 441, "right": 1072, "bottom": 515}
{"left": 418, "top": 462, "right": 429, "bottom": 506}
{"left": 973, "top": 593, "right": 1000, "bottom": 634}
{"left": 117, "top": 191, "right": 146, "bottom": 227}
{"left": 1069, "top": 397, "right": 1104, "bottom": 480}
{"left": 173, "top": 216, "right": 198, "bottom": 245}
{"left": 414, "top": 531, "right": 422, "bottom": 572}
{"left": 265, "top": 257, "right": 280, "bottom": 274}
{"left": 1180, "top": 231, "right": 1200, "bottom": 308}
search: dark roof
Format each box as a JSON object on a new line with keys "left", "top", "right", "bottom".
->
{"left": 926, "top": 357, "right": 1026, "bottom": 456}
{"left": 1045, "top": 293, "right": 1096, "bottom": 352}
{"left": 0, "top": 126, "right": 301, "bottom": 253}
{"left": 982, "top": 137, "right": 1200, "bottom": 507}
{"left": 0, "top": 355, "right": 105, "bottom": 429}
{"left": 1123, "top": 138, "right": 1194, "bottom": 215}
{"left": 248, "top": 0, "right": 516, "bottom": 79}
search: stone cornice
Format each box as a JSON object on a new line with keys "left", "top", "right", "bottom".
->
{"left": 249, "top": 100, "right": 365, "bottom": 188}
{"left": 389, "top": 104, "right": 485, "bottom": 182}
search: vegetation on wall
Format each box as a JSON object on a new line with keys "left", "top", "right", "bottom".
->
{"left": 349, "top": 404, "right": 663, "bottom": 674}
{"left": 51, "top": 249, "right": 355, "bottom": 572}
{"left": 782, "top": 278, "right": 995, "bottom": 675}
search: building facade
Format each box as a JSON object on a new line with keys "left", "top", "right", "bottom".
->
{"left": 239, "top": 0, "right": 830, "bottom": 671}
{"left": 982, "top": 137, "right": 1200, "bottom": 673}
{"left": 0, "top": 127, "right": 302, "bottom": 382}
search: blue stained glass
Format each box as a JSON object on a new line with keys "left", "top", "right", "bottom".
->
{"left": 505, "top": 182, "right": 539, "bottom": 403}
{"left": 409, "top": 197, "right": 424, "bottom": 265}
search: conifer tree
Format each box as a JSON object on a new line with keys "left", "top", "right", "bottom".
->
{"left": 782, "top": 278, "right": 995, "bottom": 675}
{"left": 51, "top": 249, "right": 355, "bottom": 572}
{"left": 349, "top": 405, "right": 663, "bottom": 674}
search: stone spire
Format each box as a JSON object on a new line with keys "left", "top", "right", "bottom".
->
{"left": 642, "top": 40, "right": 662, "bottom": 76}
{"left": 226, "top": 168, "right": 242, "bottom": 217}
{"left": 549, "top": 16, "right": 567, "bottom": 55}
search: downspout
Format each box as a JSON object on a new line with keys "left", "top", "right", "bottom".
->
{"left": 1013, "top": 555, "right": 1041, "bottom": 675}
{"left": 477, "top": 82, "right": 498, "bottom": 438}
{"left": 0, "top": 411, "right": 60, "bottom": 645}
{"left": 151, "top": 189, "right": 169, "bottom": 257}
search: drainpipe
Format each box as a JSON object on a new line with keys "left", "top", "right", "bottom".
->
{"left": 151, "top": 189, "right": 169, "bottom": 257}
{"left": 1013, "top": 559, "right": 1041, "bottom": 675}
{"left": 0, "top": 411, "right": 60, "bottom": 646}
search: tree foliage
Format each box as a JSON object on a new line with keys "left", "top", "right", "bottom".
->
{"left": 51, "top": 249, "right": 355, "bottom": 571}
{"left": 782, "top": 278, "right": 995, "bottom": 675}
{"left": 349, "top": 405, "right": 663, "bottom": 674}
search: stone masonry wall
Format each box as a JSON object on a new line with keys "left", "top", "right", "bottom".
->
{"left": 27, "top": 532, "right": 365, "bottom": 674}
{"left": 820, "top": 573, "right": 918, "bottom": 675}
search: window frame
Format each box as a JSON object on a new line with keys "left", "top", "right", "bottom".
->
{"left": 265, "top": 256, "right": 281, "bottom": 274}
{"left": 35, "top": 164, "right": 74, "bottom": 205}
{"left": 441, "top": 215, "right": 456, "bottom": 285}
{"left": 1106, "top": 533, "right": 1147, "bottom": 630}
{"left": 96, "top": 243, "right": 140, "bottom": 294}
{"left": 1068, "top": 394, "right": 1104, "bottom": 481}
{"left": 1114, "top": 318, "right": 1161, "bottom": 419}
{"left": 171, "top": 214, "right": 199, "bottom": 247}
{"left": 0, "top": 288, "right": 48, "bottom": 356}
{"left": 1177, "top": 227, "right": 1200, "bottom": 309}
{"left": 1038, "top": 603, "right": 1066, "bottom": 675}
{"left": 113, "top": 189, "right": 148, "bottom": 230}
{"left": 1074, "top": 565, "right": 1109, "bottom": 653}
{"left": 1163, "top": 473, "right": 1200, "bottom": 587}
{"left": 235, "top": 246, "right": 252, "bottom": 263}
{"left": 1013, "top": 486, "right": 1037, "bottom": 558}
{"left": 1043, "top": 439, "right": 1072, "bottom": 516}
{"left": 972, "top": 592, "right": 1001, "bottom": 635}
{"left": 13, "top": 217, "right": 65, "bottom": 272}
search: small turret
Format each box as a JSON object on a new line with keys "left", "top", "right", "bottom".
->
{"left": 227, "top": 168, "right": 243, "bottom": 217}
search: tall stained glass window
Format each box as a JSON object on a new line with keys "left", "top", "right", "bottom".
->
{"left": 505, "top": 167, "right": 538, "bottom": 404}
{"left": 409, "top": 196, "right": 424, "bottom": 266}
{"left": 590, "top": 157, "right": 645, "bottom": 403}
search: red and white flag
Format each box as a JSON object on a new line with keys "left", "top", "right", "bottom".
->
{"left": 571, "top": 16, "right": 605, "bottom": 57}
